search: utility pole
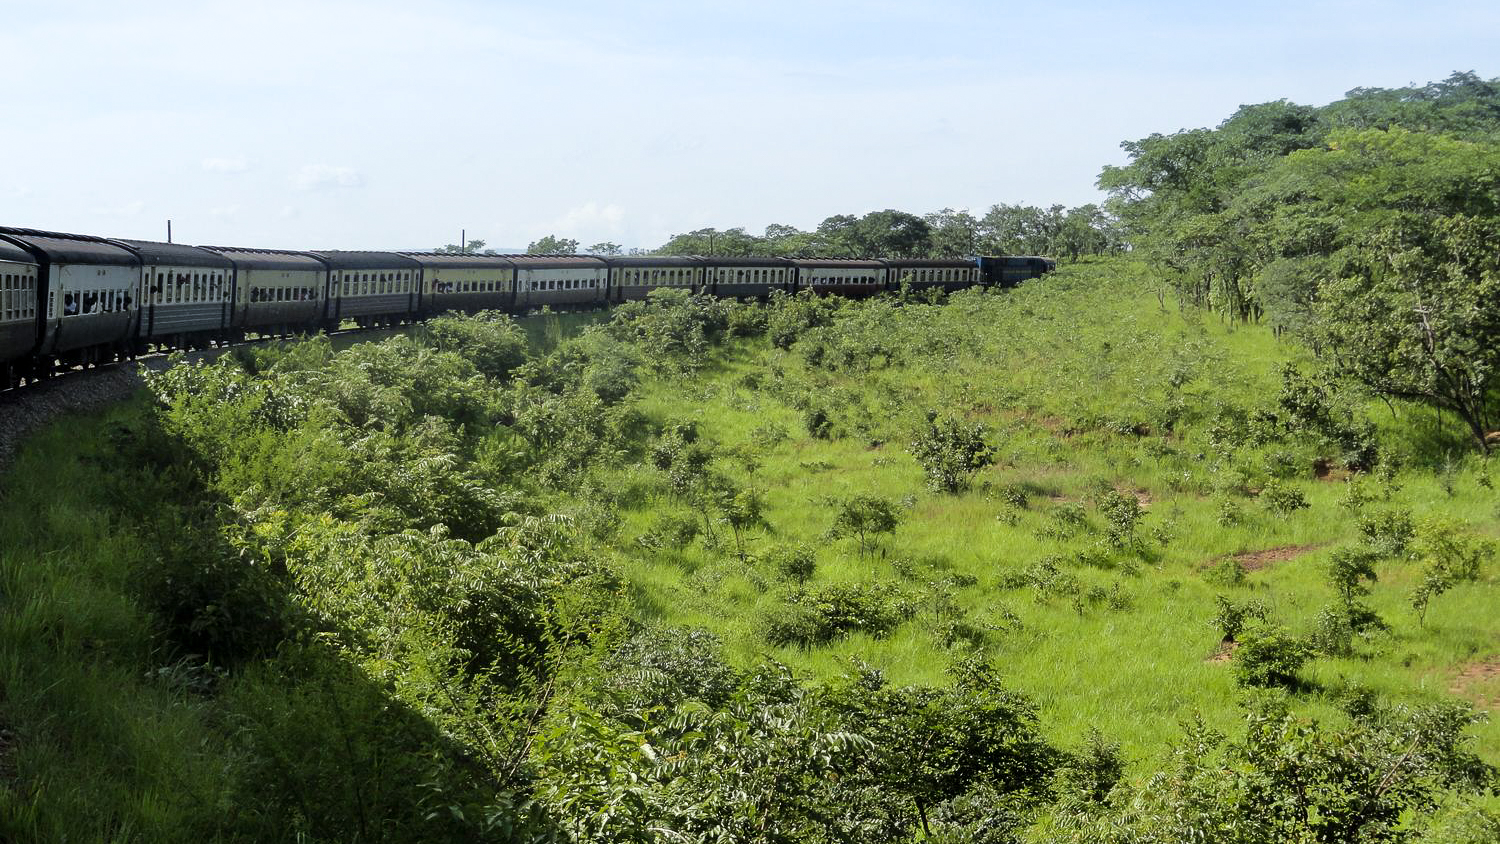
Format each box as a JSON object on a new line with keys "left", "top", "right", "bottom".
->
{"left": 461, "top": 228, "right": 466, "bottom": 254}
{"left": 167, "top": 220, "right": 173, "bottom": 244}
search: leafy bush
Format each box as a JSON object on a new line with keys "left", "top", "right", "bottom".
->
{"left": 1211, "top": 594, "right": 1268, "bottom": 642}
{"left": 600, "top": 626, "right": 740, "bottom": 710}
{"left": 1204, "top": 556, "right": 1248, "bottom": 587}
{"left": 908, "top": 412, "right": 995, "bottom": 493}
{"left": 1358, "top": 508, "right": 1415, "bottom": 557}
{"left": 1093, "top": 488, "right": 1144, "bottom": 548}
{"left": 762, "top": 582, "right": 913, "bottom": 647}
{"left": 1232, "top": 625, "right": 1311, "bottom": 688}
{"left": 766, "top": 544, "right": 817, "bottom": 584}
{"left": 1411, "top": 518, "right": 1493, "bottom": 626}
{"left": 1258, "top": 479, "right": 1309, "bottom": 515}
{"left": 420, "top": 310, "right": 529, "bottom": 381}
{"left": 725, "top": 301, "right": 768, "bottom": 337}
{"left": 826, "top": 494, "right": 902, "bottom": 558}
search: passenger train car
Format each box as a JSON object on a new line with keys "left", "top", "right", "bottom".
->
{"left": 0, "top": 223, "right": 1053, "bottom": 388}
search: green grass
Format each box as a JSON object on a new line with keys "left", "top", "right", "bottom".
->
{"left": 0, "top": 398, "right": 240, "bottom": 841}
{"left": 602, "top": 258, "right": 1500, "bottom": 770}
{"left": 3, "top": 258, "right": 1497, "bottom": 837}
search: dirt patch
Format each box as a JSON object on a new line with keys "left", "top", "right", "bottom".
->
{"left": 1206, "top": 639, "right": 1238, "bottom": 663}
{"left": 1207, "top": 543, "right": 1325, "bottom": 573}
{"left": 1313, "top": 458, "right": 1353, "bottom": 483}
{"left": 1450, "top": 656, "right": 1500, "bottom": 710}
{"left": 1120, "top": 485, "right": 1153, "bottom": 508}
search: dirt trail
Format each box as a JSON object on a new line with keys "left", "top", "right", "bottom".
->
{"left": 1206, "top": 542, "right": 1325, "bottom": 572}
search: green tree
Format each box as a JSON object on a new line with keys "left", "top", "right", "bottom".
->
{"left": 527, "top": 235, "right": 579, "bottom": 254}
{"left": 907, "top": 412, "right": 994, "bottom": 494}
{"left": 437, "top": 238, "right": 496, "bottom": 255}
{"left": 829, "top": 660, "right": 1058, "bottom": 836}
{"left": 828, "top": 495, "right": 901, "bottom": 559}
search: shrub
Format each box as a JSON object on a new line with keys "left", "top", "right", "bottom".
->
{"left": 1094, "top": 489, "right": 1143, "bottom": 548}
{"left": 725, "top": 301, "right": 768, "bottom": 337}
{"left": 1258, "top": 479, "right": 1309, "bottom": 516}
{"left": 1232, "top": 625, "right": 1311, "bottom": 688}
{"left": 1204, "top": 557, "right": 1248, "bottom": 587}
{"left": 908, "top": 412, "right": 995, "bottom": 493}
{"left": 766, "top": 544, "right": 817, "bottom": 584}
{"left": 600, "top": 627, "right": 740, "bottom": 710}
{"left": 1211, "top": 594, "right": 1268, "bottom": 642}
{"left": 420, "top": 311, "right": 529, "bottom": 381}
{"left": 804, "top": 406, "right": 833, "bottom": 439}
{"left": 1357, "top": 508, "right": 1415, "bottom": 557}
{"left": 827, "top": 495, "right": 902, "bottom": 559}
{"left": 1410, "top": 518, "right": 1493, "bottom": 626}
{"left": 762, "top": 582, "right": 912, "bottom": 647}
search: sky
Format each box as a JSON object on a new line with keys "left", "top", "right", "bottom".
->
{"left": 1, "top": 0, "right": 1496, "bottom": 252}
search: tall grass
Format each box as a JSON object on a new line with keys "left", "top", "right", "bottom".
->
{"left": 609, "top": 258, "right": 1500, "bottom": 772}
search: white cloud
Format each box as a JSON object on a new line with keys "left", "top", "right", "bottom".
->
{"left": 201, "top": 157, "right": 250, "bottom": 173}
{"left": 209, "top": 205, "right": 241, "bottom": 218}
{"left": 295, "top": 164, "right": 364, "bottom": 191}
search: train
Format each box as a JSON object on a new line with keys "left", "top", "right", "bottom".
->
{"left": 0, "top": 224, "right": 1054, "bottom": 388}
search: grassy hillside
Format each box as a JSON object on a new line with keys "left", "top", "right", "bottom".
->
{"left": 606, "top": 259, "right": 1500, "bottom": 761}
{"left": 2, "top": 258, "right": 1496, "bottom": 841}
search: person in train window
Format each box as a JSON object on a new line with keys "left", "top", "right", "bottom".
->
{"left": 122, "top": 295, "right": 132, "bottom": 311}
{"left": 64, "top": 293, "right": 79, "bottom": 315}
{"left": 87, "top": 295, "right": 101, "bottom": 314}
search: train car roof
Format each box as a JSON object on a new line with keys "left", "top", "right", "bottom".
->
{"left": 399, "top": 252, "right": 517, "bottom": 270}
{"left": 197, "top": 246, "right": 327, "bottom": 271}
{"left": 308, "top": 250, "right": 423, "bottom": 271}
{"left": 693, "top": 256, "right": 795, "bottom": 267}
{"left": 505, "top": 255, "right": 608, "bottom": 269}
{"left": 0, "top": 237, "right": 37, "bottom": 265}
{"left": 111, "top": 239, "right": 234, "bottom": 269}
{"left": 791, "top": 258, "right": 885, "bottom": 269}
{"left": 0, "top": 227, "right": 140, "bottom": 266}
{"left": 883, "top": 258, "right": 975, "bottom": 268}
{"left": 602, "top": 255, "right": 704, "bottom": 268}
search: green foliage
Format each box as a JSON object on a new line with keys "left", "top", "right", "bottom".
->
{"left": 1232, "top": 625, "right": 1312, "bottom": 688}
{"left": 1093, "top": 488, "right": 1144, "bottom": 548}
{"left": 766, "top": 288, "right": 838, "bottom": 349}
{"left": 1258, "top": 478, "right": 1309, "bottom": 515}
{"left": 1410, "top": 518, "right": 1493, "bottom": 626}
{"left": 1102, "top": 72, "right": 1500, "bottom": 450}
{"left": 908, "top": 411, "right": 996, "bottom": 493}
{"left": 766, "top": 543, "right": 817, "bottom": 584}
{"left": 608, "top": 288, "right": 729, "bottom": 371}
{"left": 420, "top": 310, "right": 529, "bottom": 381}
{"left": 1056, "top": 729, "right": 1126, "bottom": 804}
{"left": 826, "top": 494, "right": 902, "bottom": 559}
{"left": 828, "top": 659, "right": 1060, "bottom": 836}
{"left": 1060, "top": 698, "right": 1495, "bottom": 843}
{"left": 762, "top": 581, "right": 913, "bottom": 647}
{"left": 1358, "top": 507, "right": 1416, "bottom": 557}
{"left": 1211, "top": 594, "right": 1268, "bottom": 642}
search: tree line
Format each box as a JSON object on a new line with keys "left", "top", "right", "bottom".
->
{"left": 444, "top": 204, "right": 1124, "bottom": 261}
{"left": 1098, "top": 71, "right": 1500, "bottom": 451}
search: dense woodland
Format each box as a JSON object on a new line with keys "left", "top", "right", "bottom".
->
{"left": 1, "top": 74, "right": 1499, "bottom": 842}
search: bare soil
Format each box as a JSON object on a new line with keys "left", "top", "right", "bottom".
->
{"left": 1208, "top": 542, "right": 1325, "bottom": 572}
{"left": 1450, "top": 656, "right": 1500, "bottom": 710}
